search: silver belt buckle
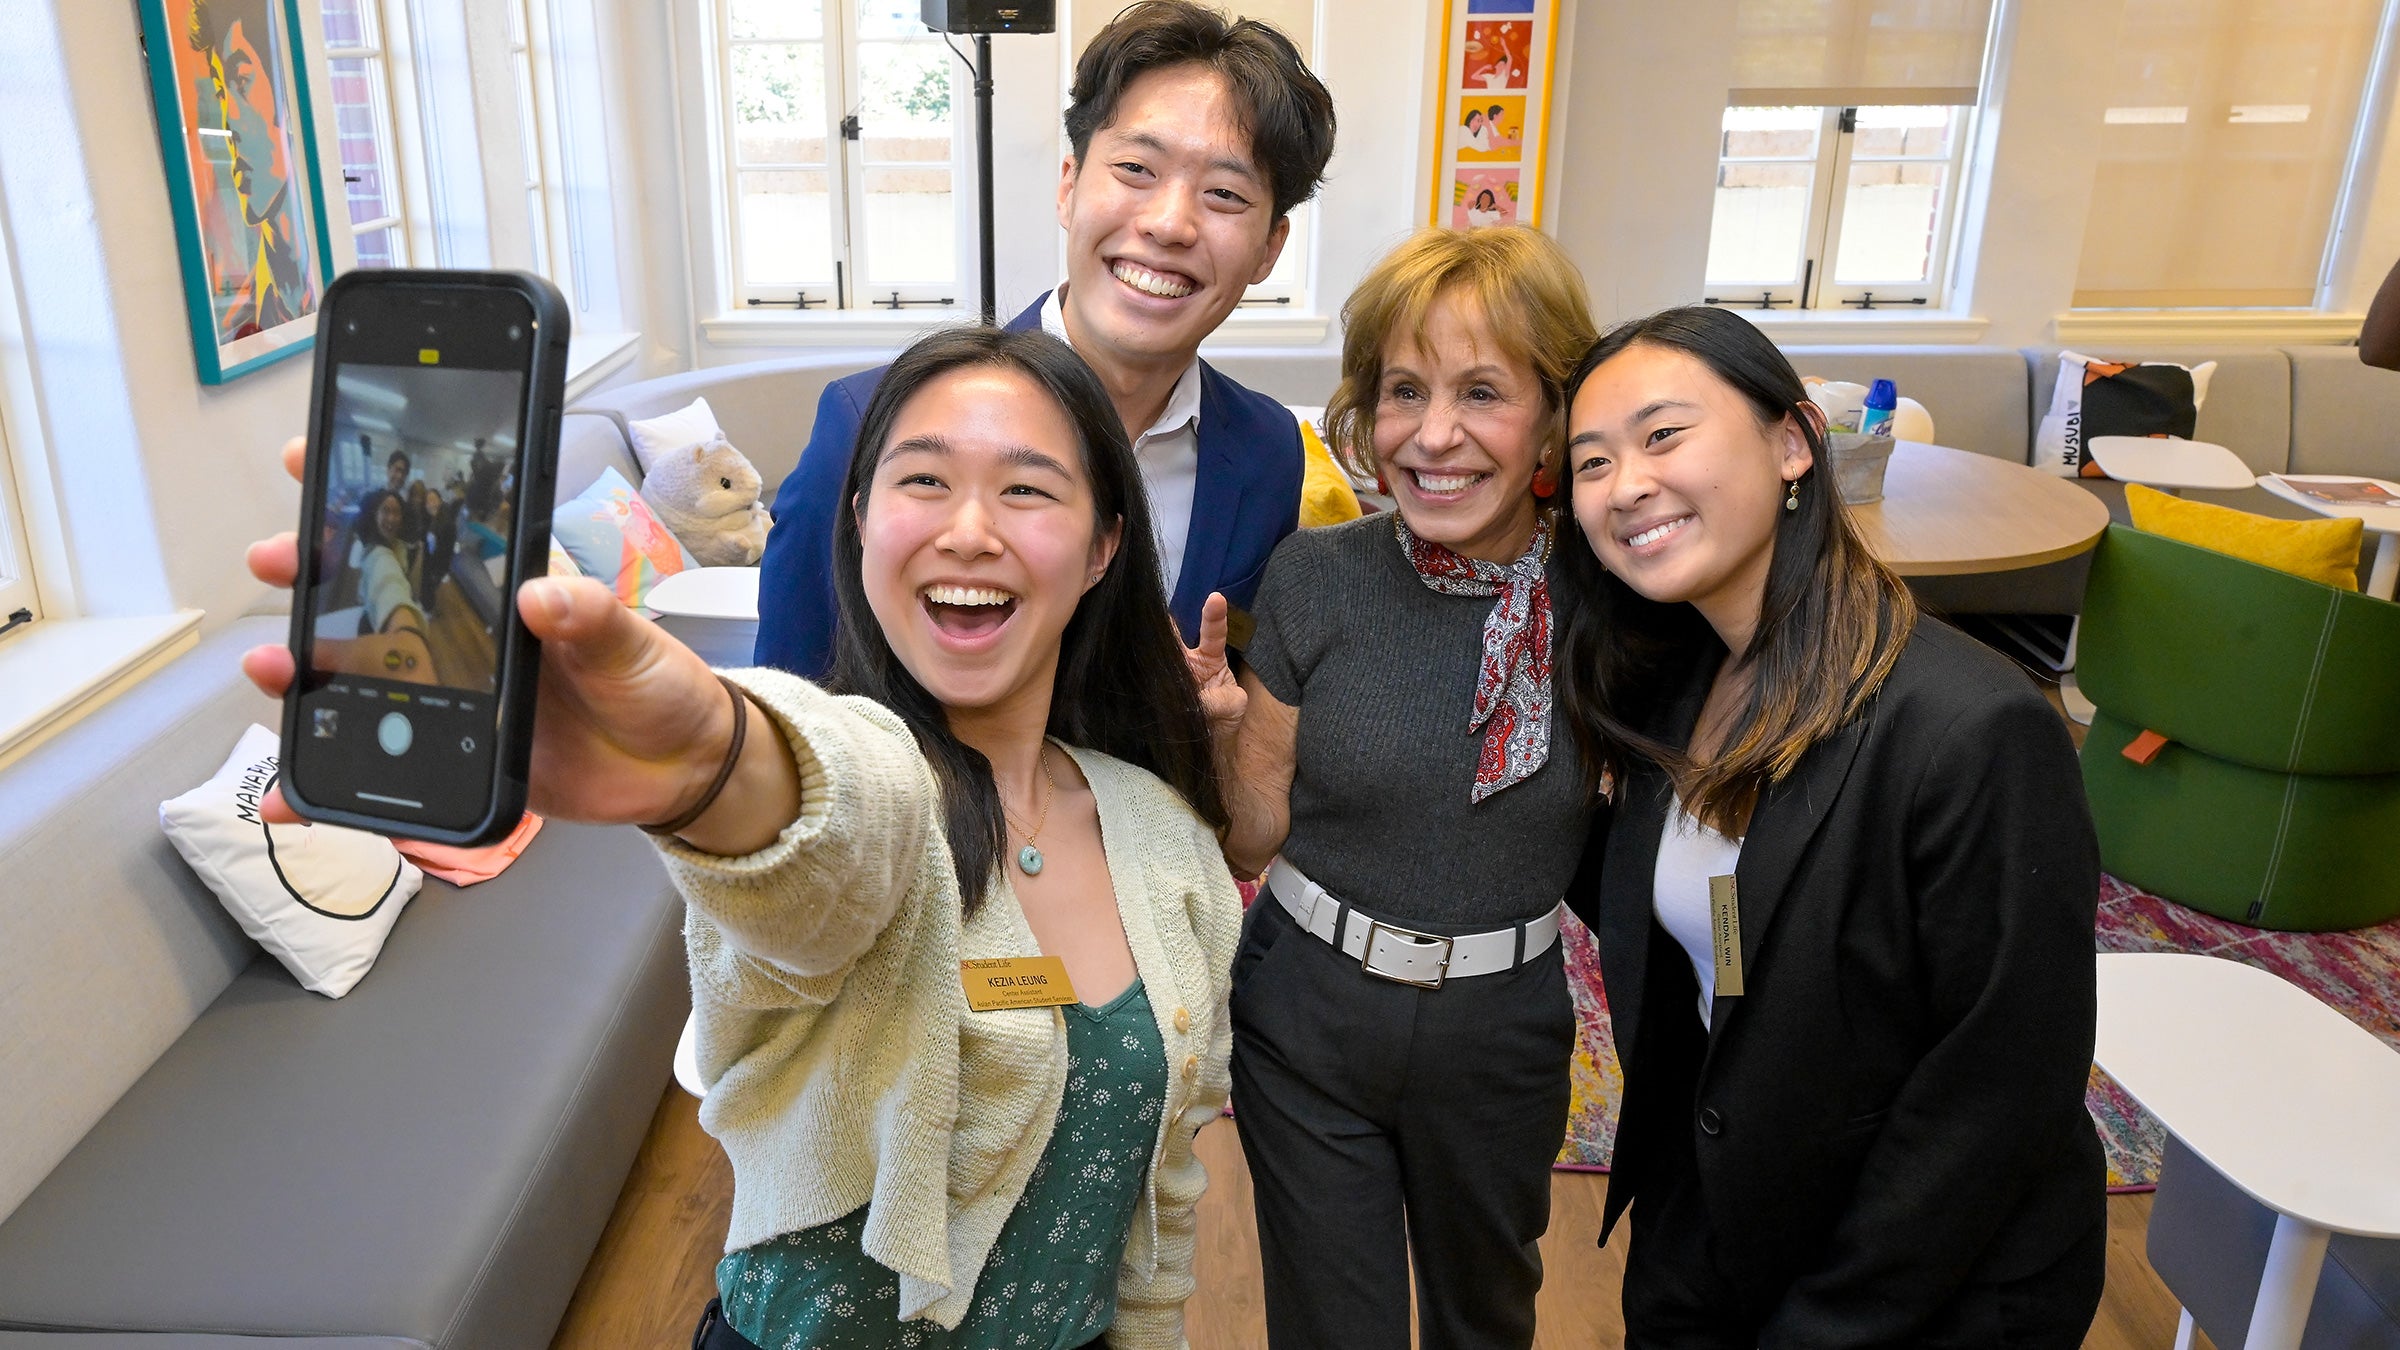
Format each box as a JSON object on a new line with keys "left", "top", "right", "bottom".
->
{"left": 1361, "top": 918, "right": 1453, "bottom": 988}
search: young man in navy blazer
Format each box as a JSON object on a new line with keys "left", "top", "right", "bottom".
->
{"left": 753, "top": 1, "right": 1339, "bottom": 677}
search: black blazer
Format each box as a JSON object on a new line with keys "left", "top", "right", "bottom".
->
{"left": 1567, "top": 619, "right": 2105, "bottom": 1345}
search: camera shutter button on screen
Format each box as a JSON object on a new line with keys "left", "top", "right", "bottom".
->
{"left": 378, "top": 711, "right": 414, "bottom": 756}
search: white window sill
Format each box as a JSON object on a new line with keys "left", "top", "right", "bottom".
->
{"left": 1205, "top": 308, "right": 1334, "bottom": 346}
{"left": 1731, "top": 310, "right": 1992, "bottom": 345}
{"left": 565, "top": 330, "right": 642, "bottom": 398}
{"left": 2051, "top": 310, "right": 2364, "bottom": 347}
{"left": 0, "top": 610, "right": 204, "bottom": 770}
{"left": 700, "top": 309, "right": 978, "bottom": 348}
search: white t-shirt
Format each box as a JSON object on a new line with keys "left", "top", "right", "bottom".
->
{"left": 1040, "top": 286, "right": 1203, "bottom": 599}
{"left": 1462, "top": 121, "right": 1493, "bottom": 153}
{"left": 1467, "top": 206, "right": 1504, "bottom": 228}
{"left": 1653, "top": 795, "right": 1745, "bottom": 1029}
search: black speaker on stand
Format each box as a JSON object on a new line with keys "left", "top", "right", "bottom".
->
{"left": 922, "top": 1, "right": 1056, "bottom": 326}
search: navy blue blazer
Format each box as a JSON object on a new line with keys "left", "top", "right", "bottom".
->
{"left": 751, "top": 295, "right": 1306, "bottom": 677}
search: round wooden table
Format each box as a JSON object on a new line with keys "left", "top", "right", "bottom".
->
{"left": 1844, "top": 441, "right": 2112, "bottom": 576}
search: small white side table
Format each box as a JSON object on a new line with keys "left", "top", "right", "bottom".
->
{"left": 642, "top": 565, "right": 762, "bottom": 621}
{"left": 2061, "top": 438, "right": 2256, "bottom": 724}
{"left": 2256, "top": 474, "right": 2400, "bottom": 601}
{"left": 2094, "top": 953, "right": 2400, "bottom": 1350}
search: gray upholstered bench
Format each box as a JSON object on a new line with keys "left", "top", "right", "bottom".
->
{"left": 0, "top": 618, "right": 688, "bottom": 1348}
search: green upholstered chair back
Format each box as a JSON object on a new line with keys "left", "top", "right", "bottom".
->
{"left": 2077, "top": 526, "right": 2400, "bottom": 777}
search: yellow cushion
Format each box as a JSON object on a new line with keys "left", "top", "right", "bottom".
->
{"left": 1298, "top": 420, "right": 1363, "bottom": 528}
{"left": 2126, "top": 483, "right": 2364, "bottom": 590}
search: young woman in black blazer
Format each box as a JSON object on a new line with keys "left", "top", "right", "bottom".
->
{"left": 1554, "top": 307, "right": 2107, "bottom": 1347}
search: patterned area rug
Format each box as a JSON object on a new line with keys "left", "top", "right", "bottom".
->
{"left": 1554, "top": 875, "right": 2400, "bottom": 1189}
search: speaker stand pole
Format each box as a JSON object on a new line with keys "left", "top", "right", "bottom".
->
{"left": 975, "top": 33, "right": 996, "bottom": 326}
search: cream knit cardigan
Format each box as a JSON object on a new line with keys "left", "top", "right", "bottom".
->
{"left": 654, "top": 669, "right": 1241, "bottom": 1347}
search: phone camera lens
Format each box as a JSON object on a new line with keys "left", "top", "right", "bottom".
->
{"left": 508, "top": 325, "right": 524, "bottom": 341}
{"left": 344, "top": 320, "right": 357, "bottom": 334}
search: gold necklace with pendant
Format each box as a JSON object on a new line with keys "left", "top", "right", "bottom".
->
{"left": 1001, "top": 747, "right": 1057, "bottom": 877}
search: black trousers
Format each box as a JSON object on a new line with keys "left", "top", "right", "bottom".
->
{"left": 1229, "top": 890, "right": 1576, "bottom": 1350}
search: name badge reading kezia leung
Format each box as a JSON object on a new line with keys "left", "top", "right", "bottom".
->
{"left": 961, "top": 956, "right": 1080, "bottom": 1012}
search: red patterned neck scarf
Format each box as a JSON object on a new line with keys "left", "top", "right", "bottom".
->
{"left": 1394, "top": 514, "right": 1554, "bottom": 802}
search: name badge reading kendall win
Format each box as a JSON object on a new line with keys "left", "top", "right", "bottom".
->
{"left": 960, "top": 956, "right": 1080, "bottom": 1012}
{"left": 1709, "top": 874, "right": 1745, "bottom": 998}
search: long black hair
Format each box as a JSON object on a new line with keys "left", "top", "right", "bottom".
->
{"left": 1555, "top": 306, "right": 1915, "bottom": 834}
{"left": 828, "top": 326, "right": 1225, "bottom": 911}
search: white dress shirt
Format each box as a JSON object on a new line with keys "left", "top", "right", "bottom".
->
{"left": 1041, "top": 287, "right": 1203, "bottom": 599}
{"left": 1654, "top": 795, "right": 1745, "bottom": 1030}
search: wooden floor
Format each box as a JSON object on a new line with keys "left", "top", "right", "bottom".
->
{"left": 551, "top": 1086, "right": 2215, "bottom": 1350}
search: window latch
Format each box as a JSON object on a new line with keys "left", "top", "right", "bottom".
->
{"left": 747, "top": 291, "right": 828, "bottom": 309}
{"left": 1702, "top": 291, "right": 1794, "bottom": 310}
{"left": 1839, "top": 107, "right": 1858, "bottom": 134}
{"left": 1236, "top": 296, "right": 1293, "bottom": 307}
{"left": 839, "top": 114, "right": 861, "bottom": 142}
{"left": 875, "top": 292, "right": 956, "bottom": 309}
{"left": 0, "top": 608, "right": 31, "bottom": 641}
{"left": 1841, "top": 292, "right": 1929, "bottom": 311}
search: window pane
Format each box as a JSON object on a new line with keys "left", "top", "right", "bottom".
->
{"left": 733, "top": 43, "right": 828, "bottom": 161}
{"left": 322, "top": 0, "right": 371, "bottom": 48}
{"left": 2075, "top": 0, "right": 2380, "bottom": 308}
{"left": 740, "top": 169, "right": 836, "bottom": 283}
{"left": 856, "top": 42, "right": 953, "bottom": 138}
{"left": 730, "top": 0, "right": 822, "bottom": 40}
{"left": 860, "top": 165, "right": 953, "bottom": 287}
{"left": 1708, "top": 161, "right": 1815, "bottom": 284}
{"left": 1833, "top": 161, "right": 1945, "bottom": 283}
{"left": 855, "top": 0, "right": 930, "bottom": 40}
{"left": 529, "top": 185, "right": 550, "bottom": 276}
{"left": 1721, "top": 105, "right": 1822, "bottom": 161}
{"left": 353, "top": 226, "right": 398, "bottom": 270}
{"left": 328, "top": 58, "right": 396, "bottom": 226}
{"left": 514, "top": 50, "right": 543, "bottom": 187}
{"left": 1832, "top": 107, "right": 1955, "bottom": 285}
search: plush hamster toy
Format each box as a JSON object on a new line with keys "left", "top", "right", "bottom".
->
{"left": 639, "top": 436, "right": 773, "bottom": 567}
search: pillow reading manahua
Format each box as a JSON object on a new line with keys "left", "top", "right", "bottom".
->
{"left": 159, "top": 724, "right": 423, "bottom": 997}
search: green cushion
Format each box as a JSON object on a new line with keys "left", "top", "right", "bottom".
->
{"left": 2078, "top": 526, "right": 2400, "bottom": 776}
{"left": 2081, "top": 710, "right": 2400, "bottom": 931}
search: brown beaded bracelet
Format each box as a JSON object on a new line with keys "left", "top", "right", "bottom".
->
{"left": 641, "top": 674, "right": 750, "bottom": 838}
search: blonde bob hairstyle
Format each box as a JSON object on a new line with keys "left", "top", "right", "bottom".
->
{"left": 1322, "top": 226, "right": 1599, "bottom": 485}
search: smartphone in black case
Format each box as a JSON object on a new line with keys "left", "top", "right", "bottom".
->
{"left": 280, "top": 270, "right": 568, "bottom": 845}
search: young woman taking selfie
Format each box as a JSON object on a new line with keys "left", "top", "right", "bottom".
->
{"left": 1555, "top": 307, "right": 2106, "bottom": 1347}
{"left": 243, "top": 327, "right": 1240, "bottom": 1350}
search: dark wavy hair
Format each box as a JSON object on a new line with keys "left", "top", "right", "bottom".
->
{"left": 1555, "top": 307, "right": 1916, "bottom": 834}
{"left": 829, "top": 327, "right": 1225, "bottom": 912}
{"left": 1065, "top": 1, "right": 1336, "bottom": 221}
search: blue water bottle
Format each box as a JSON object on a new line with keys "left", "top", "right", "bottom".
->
{"left": 1858, "top": 379, "right": 1898, "bottom": 438}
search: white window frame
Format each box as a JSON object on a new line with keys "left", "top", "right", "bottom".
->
{"left": 711, "top": 0, "right": 970, "bottom": 314}
{"left": 509, "top": 0, "right": 580, "bottom": 307}
{"left": 323, "top": 0, "right": 432, "bottom": 269}
{"left": 1704, "top": 103, "right": 1976, "bottom": 314}
{"left": 0, "top": 394, "right": 36, "bottom": 632}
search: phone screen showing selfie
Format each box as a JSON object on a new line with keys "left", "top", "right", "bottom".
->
{"left": 289, "top": 283, "right": 537, "bottom": 833}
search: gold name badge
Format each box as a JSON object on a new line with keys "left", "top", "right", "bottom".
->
{"left": 960, "top": 956, "right": 1080, "bottom": 1012}
{"left": 1709, "top": 874, "right": 1745, "bottom": 998}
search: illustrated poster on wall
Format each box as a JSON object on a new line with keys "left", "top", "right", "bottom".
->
{"left": 137, "top": 0, "right": 338, "bottom": 384}
{"left": 1430, "top": 0, "right": 1558, "bottom": 230}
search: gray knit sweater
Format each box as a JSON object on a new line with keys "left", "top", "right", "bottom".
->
{"left": 1247, "top": 514, "right": 1594, "bottom": 927}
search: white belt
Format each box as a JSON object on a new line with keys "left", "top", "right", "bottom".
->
{"left": 1266, "top": 858, "right": 1563, "bottom": 989}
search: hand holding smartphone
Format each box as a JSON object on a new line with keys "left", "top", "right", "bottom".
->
{"left": 279, "top": 270, "right": 566, "bottom": 845}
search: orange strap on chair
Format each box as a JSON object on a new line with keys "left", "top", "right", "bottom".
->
{"left": 2123, "top": 729, "right": 2171, "bottom": 766}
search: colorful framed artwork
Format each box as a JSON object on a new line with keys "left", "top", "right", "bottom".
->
{"left": 137, "top": 0, "right": 339, "bottom": 384}
{"left": 1429, "top": 0, "right": 1559, "bottom": 230}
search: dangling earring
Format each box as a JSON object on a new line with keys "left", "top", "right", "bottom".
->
{"left": 1785, "top": 478, "right": 1801, "bottom": 512}
{"left": 1374, "top": 471, "right": 1389, "bottom": 495}
{"left": 1531, "top": 467, "right": 1556, "bottom": 499}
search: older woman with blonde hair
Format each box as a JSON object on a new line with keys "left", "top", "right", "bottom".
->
{"left": 1208, "top": 226, "right": 1601, "bottom": 1349}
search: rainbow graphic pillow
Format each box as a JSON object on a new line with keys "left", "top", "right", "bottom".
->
{"left": 552, "top": 467, "right": 698, "bottom": 608}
